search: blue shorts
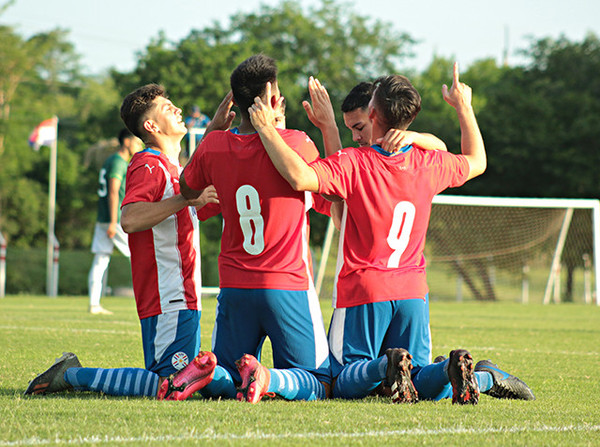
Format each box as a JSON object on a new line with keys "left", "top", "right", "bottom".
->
{"left": 212, "top": 288, "right": 331, "bottom": 384}
{"left": 328, "top": 296, "right": 431, "bottom": 378}
{"left": 140, "top": 309, "right": 201, "bottom": 377}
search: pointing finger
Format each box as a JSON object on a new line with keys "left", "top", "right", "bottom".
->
{"left": 453, "top": 62, "right": 459, "bottom": 86}
{"left": 266, "top": 81, "right": 272, "bottom": 106}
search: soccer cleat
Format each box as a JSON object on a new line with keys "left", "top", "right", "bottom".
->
{"left": 448, "top": 349, "right": 479, "bottom": 405}
{"left": 89, "top": 305, "right": 113, "bottom": 315}
{"left": 236, "top": 354, "right": 274, "bottom": 404}
{"left": 475, "top": 359, "right": 535, "bottom": 400}
{"left": 157, "top": 351, "right": 216, "bottom": 401}
{"left": 385, "top": 348, "right": 418, "bottom": 404}
{"left": 24, "top": 352, "right": 81, "bottom": 395}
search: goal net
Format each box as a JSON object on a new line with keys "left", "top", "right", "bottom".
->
{"left": 315, "top": 195, "right": 600, "bottom": 305}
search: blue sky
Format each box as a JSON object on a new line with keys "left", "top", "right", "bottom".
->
{"left": 2, "top": 0, "right": 599, "bottom": 75}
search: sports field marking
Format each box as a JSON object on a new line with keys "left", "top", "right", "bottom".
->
{"left": 1, "top": 424, "right": 599, "bottom": 446}
{"left": 436, "top": 344, "right": 599, "bottom": 357}
{"left": 0, "top": 325, "right": 138, "bottom": 336}
{"left": 0, "top": 327, "right": 597, "bottom": 357}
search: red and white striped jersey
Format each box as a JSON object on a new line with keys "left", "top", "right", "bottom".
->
{"left": 310, "top": 145, "right": 470, "bottom": 308}
{"left": 122, "top": 148, "right": 202, "bottom": 319}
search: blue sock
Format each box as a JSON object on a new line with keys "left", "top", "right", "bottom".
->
{"left": 412, "top": 360, "right": 452, "bottom": 400}
{"left": 332, "top": 357, "right": 387, "bottom": 399}
{"left": 411, "top": 362, "right": 493, "bottom": 400}
{"left": 475, "top": 371, "right": 493, "bottom": 393}
{"left": 268, "top": 368, "right": 327, "bottom": 401}
{"left": 65, "top": 367, "right": 159, "bottom": 397}
{"left": 200, "top": 365, "right": 237, "bottom": 399}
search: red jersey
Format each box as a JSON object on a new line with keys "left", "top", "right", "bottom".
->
{"left": 310, "top": 145, "right": 469, "bottom": 308}
{"left": 184, "top": 128, "right": 321, "bottom": 290}
{"left": 122, "top": 149, "right": 202, "bottom": 319}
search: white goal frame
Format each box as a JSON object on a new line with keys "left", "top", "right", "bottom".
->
{"left": 430, "top": 195, "right": 600, "bottom": 305}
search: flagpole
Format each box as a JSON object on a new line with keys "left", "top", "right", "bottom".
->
{"left": 46, "top": 116, "right": 58, "bottom": 297}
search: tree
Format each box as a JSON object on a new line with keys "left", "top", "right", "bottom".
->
{"left": 0, "top": 11, "right": 118, "bottom": 249}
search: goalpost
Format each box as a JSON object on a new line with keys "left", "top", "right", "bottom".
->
{"left": 316, "top": 195, "right": 600, "bottom": 305}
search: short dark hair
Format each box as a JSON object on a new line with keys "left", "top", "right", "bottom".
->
{"left": 341, "top": 82, "right": 374, "bottom": 113}
{"left": 117, "top": 128, "right": 135, "bottom": 146}
{"left": 230, "top": 54, "right": 278, "bottom": 117}
{"left": 372, "top": 75, "right": 421, "bottom": 130}
{"left": 120, "top": 83, "right": 166, "bottom": 143}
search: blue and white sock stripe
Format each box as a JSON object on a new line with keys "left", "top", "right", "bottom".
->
{"left": 66, "top": 367, "right": 159, "bottom": 397}
{"left": 270, "top": 368, "right": 326, "bottom": 400}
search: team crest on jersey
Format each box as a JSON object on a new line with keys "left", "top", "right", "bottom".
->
{"left": 171, "top": 352, "right": 189, "bottom": 370}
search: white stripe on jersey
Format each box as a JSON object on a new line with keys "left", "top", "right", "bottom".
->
{"left": 152, "top": 161, "right": 201, "bottom": 313}
{"left": 301, "top": 192, "right": 329, "bottom": 367}
{"left": 332, "top": 202, "right": 349, "bottom": 308}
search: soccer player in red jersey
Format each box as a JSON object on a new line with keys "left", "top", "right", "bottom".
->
{"left": 24, "top": 85, "right": 233, "bottom": 399}
{"left": 158, "top": 54, "right": 333, "bottom": 403}
{"left": 249, "top": 64, "right": 535, "bottom": 403}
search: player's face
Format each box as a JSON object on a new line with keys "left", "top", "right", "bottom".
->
{"left": 343, "top": 108, "right": 372, "bottom": 147}
{"left": 147, "top": 96, "right": 187, "bottom": 138}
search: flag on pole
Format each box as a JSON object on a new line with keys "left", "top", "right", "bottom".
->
{"left": 28, "top": 117, "right": 58, "bottom": 151}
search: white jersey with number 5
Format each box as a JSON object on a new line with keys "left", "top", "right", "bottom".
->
{"left": 310, "top": 145, "right": 470, "bottom": 308}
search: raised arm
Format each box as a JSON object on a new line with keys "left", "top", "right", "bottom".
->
{"left": 302, "top": 77, "right": 342, "bottom": 156}
{"left": 250, "top": 82, "right": 320, "bottom": 193}
{"left": 202, "top": 91, "right": 236, "bottom": 138}
{"left": 442, "top": 62, "right": 486, "bottom": 180}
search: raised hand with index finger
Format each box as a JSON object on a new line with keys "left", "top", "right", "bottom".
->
{"left": 442, "top": 62, "right": 472, "bottom": 111}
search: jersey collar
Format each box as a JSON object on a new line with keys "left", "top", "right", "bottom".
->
{"left": 371, "top": 144, "right": 413, "bottom": 157}
{"left": 140, "top": 148, "right": 162, "bottom": 156}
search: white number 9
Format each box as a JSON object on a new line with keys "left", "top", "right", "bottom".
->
{"left": 386, "top": 201, "right": 415, "bottom": 268}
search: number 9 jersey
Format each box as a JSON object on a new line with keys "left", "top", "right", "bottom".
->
{"left": 310, "top": 145, "right": 470, "bottom": 308}
{"left": 183, "top": 128, "right": 322, "bottom": 291}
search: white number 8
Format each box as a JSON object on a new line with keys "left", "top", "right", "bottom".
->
{"left": 386, "top": 201, "right": 415, "bottom": 268}
{"left": 236, "top": 185, "right": 265, "bottom": 255}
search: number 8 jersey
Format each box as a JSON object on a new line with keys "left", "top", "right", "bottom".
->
{"left": 184, "top": 128, "right": 322, "bottom": 291}
{"left": 310, "top": 145, "right": 470, "bottom": 308}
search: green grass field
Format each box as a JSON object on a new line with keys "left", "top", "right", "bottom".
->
{"left": 1, "top": 295, "right": 599, "bottom": 446}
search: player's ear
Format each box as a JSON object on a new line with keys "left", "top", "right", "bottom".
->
{"left": 368, "top": 106, "right": 377, "bottom": 122}
{"left": 143, "top": 119, "right": 159, "bottom": 134}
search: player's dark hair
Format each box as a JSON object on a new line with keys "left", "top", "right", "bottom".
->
{"left": 230, "top": 54, "right": 278, "bottom": 117}
{"left": 117, "top": 128, "right": 135, "bottom": 146}
{"left": 120, "top": 83, "right": 167, "bottom": 143}
{"left": 341, "top": 82, "right": 374, "bottom": 113}
{"left": 372, "top": 75, "right": 421, "bottom": 130}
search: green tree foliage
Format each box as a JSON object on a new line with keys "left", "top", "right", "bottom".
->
{"left": 0, "top": 16, "right": 119, "bottom": 250}
{"left": 113, "top": 0, "right": 414, "bottom": 153}
{"left": 477, "top": 34, "right": 600, "bottom": 199}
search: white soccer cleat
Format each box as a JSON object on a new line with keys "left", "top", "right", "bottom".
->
{"left": 89, "top": 305, "right": 113, "bottom": 315}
